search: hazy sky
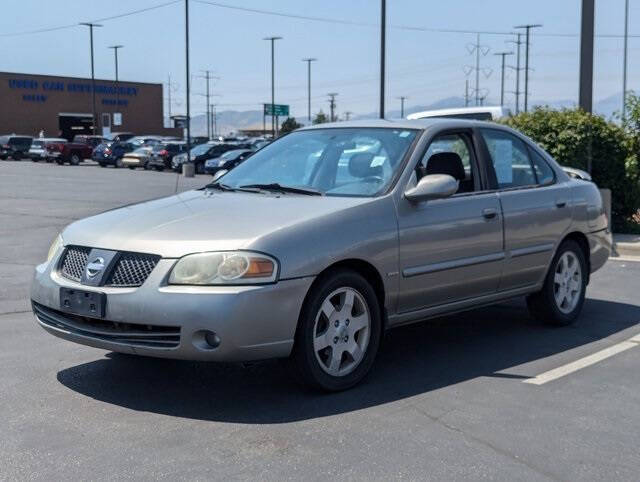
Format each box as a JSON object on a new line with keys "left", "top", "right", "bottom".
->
{"left": 1, "top": 0, "right": 637, "bottom": 118}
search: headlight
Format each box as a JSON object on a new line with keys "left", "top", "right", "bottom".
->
{"left": 217, "top": 160, "right": 226, "bottom": 167}
{"left": 169, "top": 251, "right": 278, "bottom": 285}
{"left": 47, "top": 234, "right": 63, "bottom": 262}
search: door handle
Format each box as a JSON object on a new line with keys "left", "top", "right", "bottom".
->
{"left": 555, "top": 199, "right": 567, "bottom": 208}
{"left": 482, "top": 208, "right": 497, "bottom": 219}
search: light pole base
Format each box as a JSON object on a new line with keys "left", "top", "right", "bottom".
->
{"left": 182, "top": 162, "right": 195, "bottom": 178}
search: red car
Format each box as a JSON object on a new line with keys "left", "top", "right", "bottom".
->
{"left": 46, "top": 136, "right": 105, "bottom": 165}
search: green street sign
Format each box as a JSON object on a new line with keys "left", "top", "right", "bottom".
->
{"left": 264, "top": 103, "right": 289, "bottom": 116}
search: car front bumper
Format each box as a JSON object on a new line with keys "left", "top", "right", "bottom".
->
{"left": 31, "top": 253, "right": 313, "bottom": 362}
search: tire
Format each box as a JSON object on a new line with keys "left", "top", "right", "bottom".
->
{"left": 70, "top": 154, "right": 81, "bottom": 166}
{"left": 98, "top": 162, "right": 106, "bottom": 168}
{"left": 56, "top": 159, "right": 64, "bottom": 165}
{"left": 196, "top": 161, "right": 205, "bottom": 175}
{"left": 527, "top": 239, "right": 587, "bottom": 326}
{"left": 289, "top": 269, "right": 382, "bottom": 391}
{"left": 128, "top": 166, "right": 135, "bottom": 170}
{"left": 115, "top": 157, "right": 124, "bottom": 168}
{"left": 155, "top": 166, "right": 164, "bottom": 171}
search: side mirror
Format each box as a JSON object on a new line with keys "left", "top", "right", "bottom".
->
{"left": 404, "top": 174, "right": 458, "bottom": 203}
{"left": 211, "top": 169, "right": 228, "bottom": 181}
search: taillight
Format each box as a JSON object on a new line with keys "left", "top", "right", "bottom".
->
{"left": 105, "top": 148, "right": 111, "bottom": 155}
{"left": 2, "top": 144, "right": 9, "bottom": 149}
{"left": 159, "top": 149, "right": 169, "bottom": 156}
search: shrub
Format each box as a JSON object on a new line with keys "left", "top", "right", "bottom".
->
{"left": 504, "top": 107, "right": 640, "bottom": 231}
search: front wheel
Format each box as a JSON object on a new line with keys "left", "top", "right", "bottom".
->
{"left": 527, "top": 239, "right": 587, "bottom": 326}
{"left": 70, "top": 154, "right": 81, "bottom": 166}
{"left": 115, "top": 158, "right": 124, "bottom": 168}
{"left": 289, "top": 269, "right": 382, "bottom": 391}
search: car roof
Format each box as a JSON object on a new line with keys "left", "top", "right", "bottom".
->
{"left": 297, "top": 117, "right": 503, "bottom": 132}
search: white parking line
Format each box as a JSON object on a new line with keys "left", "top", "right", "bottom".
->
{"left": 524, "top": 333, "right": 640, "bottom": 385}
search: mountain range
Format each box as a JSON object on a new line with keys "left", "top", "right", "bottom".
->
{"left": 182, "top": 92, "right": 626, "bottom": 136}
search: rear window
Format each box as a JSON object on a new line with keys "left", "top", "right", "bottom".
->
{"left": 9, "top": 137, "right": 32, "bottom": 147}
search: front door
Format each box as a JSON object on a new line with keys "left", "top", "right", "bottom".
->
{"left": 396, "top": 130, "right": 504, "bottom": 313}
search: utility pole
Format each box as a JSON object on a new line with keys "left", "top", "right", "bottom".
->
{"left": 379, "top": 0, "right": 386, "bottom": 118}
{"left": 465, "top": 79, "right": 469, "bottom": 107}
{"left": 302, "top": 58, "right": 317, "bottom": 124}
{"left": 167, "top": 74, "right": 172, "bottom": 122}
{"left": 198, "top": 71, "right": 218, "bottom": 139}
{"left": 108, "top": 45, "right": 123, "bottom": 112}
{"left": 328, "top": 93, "right": 338, "bottom": 122}
{"left": 507, "top": 33, "right": 524, "bottom": 114}
{"left": 494, "top": 51, "right": 513, "bottom": 107}
{"left": 465, "top": 34, "right": 491, "bottom": 106}
{"left": 397, "top": 96, "right": 407, "bottom": 118}
{"left": 264, "top": 36, "right": 282, "bottom": 137}
{"left": 80, "top": 22, "right": 102, "bottom": 135}
{"left": 185, "top": 0, "right": 191, "bottom": 157}
{"left": 622, "top": 0, "right": 630, "bottom": 122}
{"left": 578, "top": 0, "right": 595, "bottom": 113}
{"left": 210, "top": 104, "right": 217, "bottom": 138}
{"left": 515, "top": 23, "right": 542, "bottom": 112}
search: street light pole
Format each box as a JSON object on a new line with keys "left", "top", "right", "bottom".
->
{"left": 379, "top": 0, "right": 386, "bottom": 119}
{"left": 515, "top": 24, "right": 542, "bottom": 112}
{"left": 185, "top": 0, "right": 191, "bottom": 157}
{"left": 494, "top": 51, "right": 513, "bottom": 107}
{"left": 80, "top": 22, "right": 103, "bottom": 135}
{"left": 578, "top": 0, "right": 595, "bottom": 113}
{"left": 622, "top": 0, "right": 630, "bottom": 122}
{"left": 302, "top": 58, "right": 317, "bottom": 123}
{"left": 108, "top": 45, "right": 123, "bottom": 116}
{"left": 264, "top": 36, "right": 282, "bottom": 137}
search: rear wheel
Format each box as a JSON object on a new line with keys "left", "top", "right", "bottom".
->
{"left": 127, "top": 166, "right": 135, "bottom": 170}
{"left": 98, "top": 162, "right": 106, "bottom": 168}
{"left": 55, "top": 159, "right": 64, "bottom": 165}
{"left": 527, "top": 240, "right": 587, "bottom": 326}
{"left": 115, "top": 157, "right": 124, "bottom": 168}
{"left": 289, "top": 269, "right": 382, "bottom": 391}
{"left": 70, "top": 153, "right": 81, "bottom": 166}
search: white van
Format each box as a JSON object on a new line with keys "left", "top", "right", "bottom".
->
{"left": 407, "top": 106, "right": 510, "bottom": 121}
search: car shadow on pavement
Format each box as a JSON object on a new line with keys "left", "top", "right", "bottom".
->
{"left": 56, "top": 297, "right": 640, "bottom": 424}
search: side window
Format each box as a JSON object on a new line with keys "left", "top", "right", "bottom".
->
{"left": 528, "top": 147, "right": 555, "bottom": 185}
{"left": 481, "top": 129, "right": 536, "bottom": 189}
{"left": 419, "top": 133, "right": 475, "bottom": 193}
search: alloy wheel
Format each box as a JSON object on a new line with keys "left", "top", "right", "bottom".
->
{"left": 313, "top": 287, "right": 371, "bottom": 377}
{"left": 553, "top": 251, "right": 582, "bottom": 314}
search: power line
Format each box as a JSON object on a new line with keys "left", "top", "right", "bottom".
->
{"left": 0, "top": 1, "right": 181, "bottom": 37}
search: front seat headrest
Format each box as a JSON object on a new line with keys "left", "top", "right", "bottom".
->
{"left": 425, "top": 152, "right": 465, "bottom": 181}
{"left": 348, "top": 152, "right": 381, "bottom": 178}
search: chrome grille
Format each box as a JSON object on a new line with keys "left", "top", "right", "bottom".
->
{"left": 105, "top": 253, "right": 160, "bottom": 287}
{"left": 60, "top": 246, "right": 91, "bottom": 282}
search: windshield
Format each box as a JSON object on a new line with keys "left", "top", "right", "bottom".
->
{"left": 31, "top": 140, "right": 44, "bottom": 147}
{"left": 219, "top": 128, "right": 418, "bottom": 197}
{"left": 190, "top": 143, "right": 213, "bottom": 156}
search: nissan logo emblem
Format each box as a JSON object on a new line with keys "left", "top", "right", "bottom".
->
{"left": 86, "top": 257, "right": 105, "bottom": 278}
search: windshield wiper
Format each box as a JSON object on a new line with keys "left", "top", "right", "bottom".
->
{"left": 238, "top": 183, "right": 323, "bottom": 196}
{"left": 204, "top": 181, "right": 236, "bottom": 191}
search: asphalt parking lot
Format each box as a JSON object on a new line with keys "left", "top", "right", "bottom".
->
{"left": 2, "top": 160, "right": 640, "bottom": 480}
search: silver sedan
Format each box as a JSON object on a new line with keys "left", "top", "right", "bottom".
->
{"left": 31, "top": 119, "right": 611, "bottom": 391}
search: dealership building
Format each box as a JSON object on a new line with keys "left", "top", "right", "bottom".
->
{"left": 0, "top": 71, "right": 181, "bottom": 140}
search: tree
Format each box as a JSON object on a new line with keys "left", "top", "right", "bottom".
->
{"left": 312, "top": 110, "right": 328, "bottom": 125}
{"left": 279, "top": 117, "right": 303, "bottom": 135}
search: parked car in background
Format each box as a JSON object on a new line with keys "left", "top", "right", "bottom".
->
{"left": 127, "top": 135, "right": 164, "bottom": 150}
{"left": 204, "top": 149, "right": 253, "bottom": 175}
{"left": 171, "top": 142, "right": 236, "bottom": 173}
{"left": 0, "top": 135, "right": 33, "bottom": 160}
{"left": 31, "top": 119, "right": 611, "bottom": 391}
{"left": 46, "top": 137, "right": 96, "bottom": 165}
{"left": 28, "top": 138, "right": 67, "bottom": 161}
{"left": 92, "top": 141, "right": 134, "bottom": 168}
{"left": 107, "top": 132, "right": 135, "bottom": 143}
{"left": 122, "top": 146, "right": 155, "bottom": 170}
{"left": 147, "top": 142, "right": 187, "bottom": 171}
{"left": 72, "top": 135, "right": 106, "bottom": 149}
{"left": 248, "top": 138, "right": 271, "bottom": 151}
{"left": 191, "top": 136, "right": 209, "bottom": 146}
{"left": 407, "top": 106, "right": 510, "bottom": 121}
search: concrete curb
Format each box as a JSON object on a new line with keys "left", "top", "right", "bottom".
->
{"left": 613, "top": 234, "right": 640, "bottom": 259}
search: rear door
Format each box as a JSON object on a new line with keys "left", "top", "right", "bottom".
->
{"left": 478, "top": 128, "right": 571, "bottom": 290}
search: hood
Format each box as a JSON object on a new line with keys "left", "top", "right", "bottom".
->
{"left": 61, "top": 189, "right": 372, "bottom": 258}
